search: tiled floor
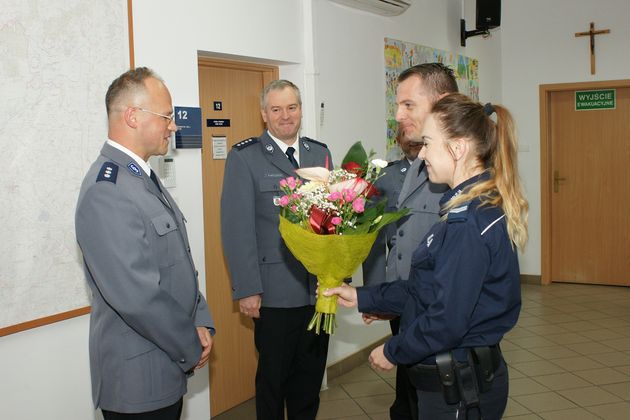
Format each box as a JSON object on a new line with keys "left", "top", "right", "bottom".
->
{"left": 214, "top": 282, "right": 630, "bottom": 419}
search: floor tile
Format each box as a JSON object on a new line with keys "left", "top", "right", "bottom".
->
{"left": 319, "top": 384, "right": 350, "bottom": 401}
{"left": 531, "top": 372, "right": 592, "bottom": 391}
{"left": 509, "top": 377, "right": 550, "bottom": 396}
{"left": 600, "top": 337, "right": 630, "bottom": 352}
{"left": 557, "top": 385, "right": 622, "bottom": 406}
{"left": 353, "top": 393, "right": 394, "bottom": 414}
{"left": 524, "top": 324, "right": 570, "bottom": 336}
{"left": 591, "top": 351, "right": 630, "bottom": 367}
{"left": 549, "top": 356, "right": 605, "bottom": 371}
{"left": 570, "top": 311, "right": 613, "bottom": 322}
{"left": 513, "top": 392, "right": 577, "bottom": 412}
{"left": 573, "top": 367, "right": 630, "bottom": 385}
{"left": 528, "top": 345, "right": 581, "bottom": 360}
{"left": 510, "top": 360, "right": 566, "bottom": 376}
{"left": 579, "top": 329, "right": 622, "bottom": 341}
{"left": 341, "top": 380, "right": 393, "bottom": 398}
{"left": 329, "top": 366, "right": 382, "bottom": 384}
{"left": 316, "top": 398, "right": 365, "bottom": 419}
{"left": 508, "top": 335, "right": 558, "bottom": 349}
{"left": 587, "top": 401, "right": 630, "bottom": 420}
{"left": 568, "top": 341, "right": 616, "bottom": 356}
{"left": 538, "top": 407, "right": 602, "bottom": 420}
{"left": 503, "top": 349, "right": 543, "bottom": 364}
{"left": 546, "top": 332, "right": 592, "bottom": 345}
{"left": 503, "top": 397, "right": 533, "bottom": 417}
{"left": 504, "top": 415, "right": 543, "bottom": 419}
{"left": 601, "top": 381, "right": 630, "bottom": 400}
{"left": 591, "top": 318, "right": 630, "bottom": 328}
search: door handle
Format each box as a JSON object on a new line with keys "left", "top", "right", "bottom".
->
{"left": 554, "top": 170, "right": 567, "bottom": 193}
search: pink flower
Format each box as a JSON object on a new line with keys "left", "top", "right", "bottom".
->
{"left": 327, "top": 191, "right": 342, "bottom": 201}
{"left": 279, "top": 196, "right": 290, "bottom": 207}
{"left": 290, "top": 205, "right": 298, "bottom": 213}
{"left": 286, "top": 177, "right": 297, "bottom": 190}
{"left": 342, "top": 188, "right": 357, "bottom": 203}
{"left": 331, "top": 216, "right": 342, "bottom": 225}
{"left": 279, "top": 179, "right": 287, "bottom": 188}
{"left": 352, "top": 197, "right": 365, "bottom": 213}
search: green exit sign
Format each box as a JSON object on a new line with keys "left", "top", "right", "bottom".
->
{"left": 575, "top": 89, "right": 616, "bottom": 111}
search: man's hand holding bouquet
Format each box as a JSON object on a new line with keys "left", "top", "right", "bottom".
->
{"left": 277, "top": 142, "right": 408, "bottom": 334}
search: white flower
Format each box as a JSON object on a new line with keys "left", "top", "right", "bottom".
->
{"left": 371, "top": 159, "right": 388, "bottom": 169}
{"left": 295, "top": 167, "right": 330, "bottom": 183}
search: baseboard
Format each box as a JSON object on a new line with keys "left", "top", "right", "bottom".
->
{"left": 521, "top": 274, "right": 542, "bottom": 285}
{"left": 326, "top": 335, "right": 391, "bottom": 381}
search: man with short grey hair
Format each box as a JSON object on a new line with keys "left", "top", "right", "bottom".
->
{"left": 221, "top": 79, "right": 333, "bottom": 420}
{"left": 76, "top": 67, "right": 214, "bottom": 420}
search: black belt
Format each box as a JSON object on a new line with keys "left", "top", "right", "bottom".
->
{"left": 407, "top": 344, "right": 502, "bottom": 394}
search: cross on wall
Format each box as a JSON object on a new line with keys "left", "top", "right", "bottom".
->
{"left": 575, "top": 22, "right": 611, "bottom": 75}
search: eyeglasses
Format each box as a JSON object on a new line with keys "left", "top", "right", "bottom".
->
{"left": 133, "top": 107, "right": 175, "bottom": 124}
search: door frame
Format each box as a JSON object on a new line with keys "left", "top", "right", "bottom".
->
{"left": 539, "top": 78, "right": 630, "bottom": 285}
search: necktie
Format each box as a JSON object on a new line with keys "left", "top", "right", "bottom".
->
{"left": 149, "top": 170, "right": 162, "bottom": 193}
{"left": 286, "top": 147, "right": 299, "bottom": 169}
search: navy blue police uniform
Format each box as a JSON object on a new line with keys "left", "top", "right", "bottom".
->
{"left": 356, "top": 172, "right": 520, "bottom": 420}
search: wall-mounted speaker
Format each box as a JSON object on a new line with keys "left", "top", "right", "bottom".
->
{"left": 476, "top": 0, "right": 501, "bottom": 30}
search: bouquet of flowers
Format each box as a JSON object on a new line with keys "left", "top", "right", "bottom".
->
{"left": 277, "top": 142, "right": 408, "bottom": 334}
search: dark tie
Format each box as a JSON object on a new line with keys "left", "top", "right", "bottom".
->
{"left": 286, "top": 147, "right": 299, "bottom": 169}
{"left": 149, "top": 170, "right": 162, "bottom": 192}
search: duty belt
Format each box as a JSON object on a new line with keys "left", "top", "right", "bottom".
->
{"left": 406, "top": 344, "right": 502, "bottom": 400}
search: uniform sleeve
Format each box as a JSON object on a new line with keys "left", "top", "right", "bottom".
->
{"left": 383, "top": 223, "right": 490, "bottom": 365}
{"left": 76, "top": 183, "right": 202, "bottom": 372}
{"left": 356, "top": 280, "right": 410, "bottom": 315}
{"left": 220, "top": 149, "right": 263, "bottom": 300}
{"left": 194, "top": 293, "right": 215, "bottom": 335}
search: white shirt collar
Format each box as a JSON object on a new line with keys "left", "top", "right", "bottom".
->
{"left": 267, "top": 130, "right": 300, "bottom": 164}
{"left": 106, "top": 139, "right": 153, "bottom": 176}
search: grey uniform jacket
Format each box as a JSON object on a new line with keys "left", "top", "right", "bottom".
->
{"left": 75, "top": 142, "right": 214, "bottom": 413}
{"left": 221, "top": 131, "right": 333, "bottom": 307}
{"left": 363, "top": 158, "right": 446, "bottom": 286}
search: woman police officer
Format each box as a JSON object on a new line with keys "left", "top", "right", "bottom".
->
{"left": 323, "top": 93, "right": 528, "bottom": 419}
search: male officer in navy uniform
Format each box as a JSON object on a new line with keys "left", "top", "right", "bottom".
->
{"left": 221, "top": 79, "right": 333, "bottom": 420}
{"left": 362, "top": 63, "right": 458, "bottom": 420}
{"left": 75, "top": 67, "right": 214, "bottom": 420}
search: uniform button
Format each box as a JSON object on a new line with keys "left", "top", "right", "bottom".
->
{"left": 398, "top": 230, "right": 404, "bottom": 237}
{"left": 262, "top": 257, "right": 266, "bottom": 262}
{"left": 187, "top": 246, "right": 191, "bottom": 252}
{"left": 195, "top": 270, "right": 199, "bottom": 277}
{"left": 397, "top": 253, "right": 402, "bottom": 260}
{"left": 423, "top": 204, "right": 427, "bottom": 209}
{"left": 166, "top": 223, "right": 171, "bottom": 228}
{"left": 179, "top": 358, "right": 186, "bottom": 364}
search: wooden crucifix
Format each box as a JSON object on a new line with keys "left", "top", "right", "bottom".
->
{"left": 575, "top": 22, "right": 610, "bottom": 75}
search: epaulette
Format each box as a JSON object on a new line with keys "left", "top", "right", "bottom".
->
{"left": 386, "top": 159, "right": 401, "bottom": 167}
{"left": 302, "top": 137, "right": 328, "bottom": 149}
{"left": 96, "top": 162, "right": 119, "bottom": 184}
{"left": 446, "top": 202, "right": 470, "bottom": 223}
{"left": 233, "top": 137, "right": 259, "bottom": 150}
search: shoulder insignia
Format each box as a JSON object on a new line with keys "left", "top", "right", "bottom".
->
{"left": 386, "top": 159, "right": 401, "bottom": 168}
{"left": 447, "top": 203, "right": 469, "bottom": 223}
{"left": 302, "top": 137, "right": 328, "bottom": 149}
{"left": 233, "top": 137, "right": 259, "bottom": 150}
{"left": 127, "top": 162, "right": 143, "bottom": 177}
{"left": 96, "top": 162, "right": 119, "bottom": 184}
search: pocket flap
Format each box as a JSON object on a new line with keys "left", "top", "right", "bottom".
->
{"left": 259, "top": 178, "right": 281, "bottom": 193}
{"left": 151, "top": 213, "right": 178, "bottom": 236}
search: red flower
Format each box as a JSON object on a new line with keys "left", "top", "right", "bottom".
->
{"left": 341, "top": 161, "right": 364, "bottom": 177}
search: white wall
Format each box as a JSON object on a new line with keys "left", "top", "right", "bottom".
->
{"left": 501, "top": 0, "right": 630, "bottom": 275}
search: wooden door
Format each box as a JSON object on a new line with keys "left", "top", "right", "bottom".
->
{"left": 541, "top": 81, "right": 630, "bottom": 286}
{"left": 198, "top": 57, "right": 278, "bottom": 416}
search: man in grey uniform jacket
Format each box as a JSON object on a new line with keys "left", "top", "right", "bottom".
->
{"left": 362, "top": 63, "right": 458, "bottom": 420}
{"left": 221, "top": 80, "right": 333, "bottom": 420}
{"left": 75, "top": 68, "right": 214, "bottom": 420}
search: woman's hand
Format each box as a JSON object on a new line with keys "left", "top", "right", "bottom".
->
{"left": 369, "top": 344, "right": 395, "bottom": 371}
{"left": 321, "top": 283, "right": 358, "bottom": 308}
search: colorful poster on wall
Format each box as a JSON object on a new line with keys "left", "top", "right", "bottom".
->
{"left": 384, "top": 37, "right": 479, "bottom": 160}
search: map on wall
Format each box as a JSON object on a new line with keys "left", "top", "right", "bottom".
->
{"left": 384, "top": 37, "right": 479, "bottom": 160}
{"left": 0, "top": 0, "right": 128, "bottom": 331}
